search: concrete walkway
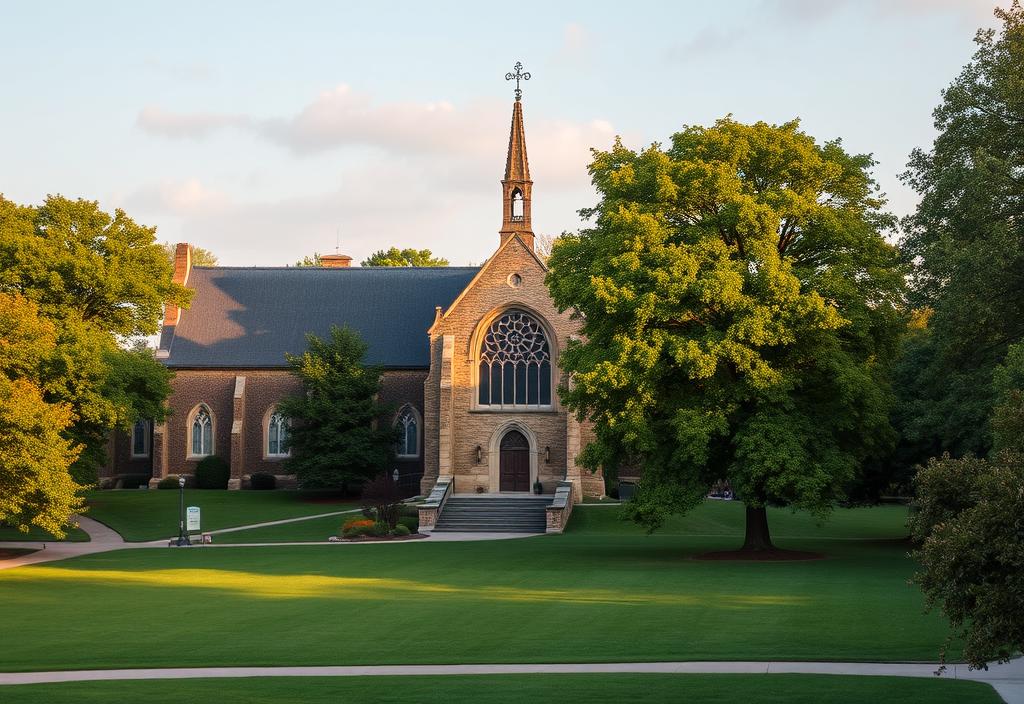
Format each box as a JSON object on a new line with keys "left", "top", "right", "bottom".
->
{"left": 0, "top": 517, "right": 125, "bottom": 570}
{"left": 0, "top": 510, "right": 543, "bottom": 570}
{"left": 0, "top": 659, "right": 1020, "bottom": 702}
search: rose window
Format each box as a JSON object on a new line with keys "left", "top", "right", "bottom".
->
{"left": 478, "top": 310, "right": 552, "bottom": 407}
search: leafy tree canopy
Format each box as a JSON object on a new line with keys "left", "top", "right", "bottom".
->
{"left": 278, "top": 326, "right": 395, "bottom": 489}
{"left": 0, "top": 377, "right": 83, "bottom": 537}
{"left": 361, "top": 247, "right": 449, "bottom": 267}
{"left": 898, "top": 2, "right": 1024, "bottom": 459}
{"left": 0, "top": 293, "right": 84, "bottom": 535}
{"left": 0, "top": 196, "right": 180, "bottom": 485}
{"left": 910, "top": 450, "right": 1024, "bottom": 668}
{"left": 546, "top": 117, "right": 904, "bottom": 550}
{"left": 0, "top": 195, "right": 190, "bottom": 337}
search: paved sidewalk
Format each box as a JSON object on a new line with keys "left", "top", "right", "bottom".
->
{"left": 0, "top": 659, "right": 1020, "bottom": 702}
{"left": 0, "top": 511, "right": 543, "bottom": 569}
{"left": 0, "top": 517, "right": 124, "bottom": 571}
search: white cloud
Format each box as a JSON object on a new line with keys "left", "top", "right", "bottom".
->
{"left": 127, "top": 85, "right": 619, "bottom": 265}
{"left": 135, "top": 86, "right": 616, "bottom": 189}
{"left": 764, "top": 0, "right": 1005, "bottom": 24}
{"left": 124, "top": 178, "right": 231, "bottom": 216}
{"left": 666, "top": 27, "right": 743, "bottom": 61}
{"left": 136, "top": 106, "right": 248, "bottom": 139}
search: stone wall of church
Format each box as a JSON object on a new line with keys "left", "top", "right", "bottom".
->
{"left": 422, "top": 235, "right": 604, "bottom": 497}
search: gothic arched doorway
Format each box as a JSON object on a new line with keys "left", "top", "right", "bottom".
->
{"left": 499, "top": 429, "right": 531, "bottom": 492}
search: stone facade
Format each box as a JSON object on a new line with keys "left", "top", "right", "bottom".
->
{"left": 420, "top": 234, "right": 603, "bottom": 499}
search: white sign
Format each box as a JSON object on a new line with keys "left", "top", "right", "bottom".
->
{"left": 186, "top": 506, "right": 201, "bottom": 531}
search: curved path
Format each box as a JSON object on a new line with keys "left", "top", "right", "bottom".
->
{"left": 0, "top": 512, "right": 540, "bottom": 571}
{"left": 0, "top": 517, "right": 125, "bottom": 570}
{"left": 0, "top": 659, "right": 1020, "bottom": 703}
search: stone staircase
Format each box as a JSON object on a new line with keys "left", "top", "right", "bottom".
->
{"left": 433, "top": 495, "right": 552, "bottom": 533}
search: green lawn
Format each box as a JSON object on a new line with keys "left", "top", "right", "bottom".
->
{"left": 214, "top": 510, "right": 362, "bottom": 543}
{"left": 0, "top": 501, "right": 958, "bottom": 672}
{"left": 83, "top": 490, "right": 355, "bottom": 541}
{"left": 0, "top": 525, "right": 89, "bottom": 543}
{"left": 0, "top": 674, "right": 1000, "bottom": 704}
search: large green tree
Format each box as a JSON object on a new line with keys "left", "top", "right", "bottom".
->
{"left": 361, "top": 247, "right": 448, "bottom": 267}
{"left": 0, "top": 292, "right": 84, "bottom": 535}
{"left": 898, "top": 2, "right": 1024, "bottom": 461}
{"left": 278, "top": 326, "right": 395, "bottom": 490}
{"left": 547, "top": 118, "right": 904, "bottom": 551}
{"left": 0, "top": 195, "right": 186, "bottom": 483}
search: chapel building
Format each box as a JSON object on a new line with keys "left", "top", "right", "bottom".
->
{"left": 102, "top": 92, "right": 605, "bottom": 506}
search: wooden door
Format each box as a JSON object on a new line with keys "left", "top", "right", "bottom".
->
{"left": 499, "top": 430, "right": 531, "bottom": 492}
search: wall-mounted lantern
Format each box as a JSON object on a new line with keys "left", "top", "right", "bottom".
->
{"left": 544, "top": 446, "right": 550, "bottom": 463}
{"left": 476, "top": 445, "right": 483, "bottom": 464}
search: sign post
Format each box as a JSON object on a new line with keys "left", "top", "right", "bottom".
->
{"left": 186, "top": 506, "right": 201, "bottom": 533}
{"left": 176, "top": 476, "right": 190, "bottom": 546}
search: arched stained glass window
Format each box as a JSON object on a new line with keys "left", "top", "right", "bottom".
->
{"left": 395, "top": 406, "right": 418, "bottom": 457}
{"left": 132, "top": 420, "right": 150, "bottom": 457}
{"left": 478, "top": 310, "right": 552, "bottom": 408}
{"left": 267, "top": 411, "right": 290, "bottom": 457}
{"left": 191, "top": 407, "right": 213, "bottom": 457}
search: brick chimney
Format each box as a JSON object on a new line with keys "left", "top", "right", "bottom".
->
{"left": 320, "top": 254, "right": 353, "bottom": 268}
{"left": 163, "top": 243, "right": 192, "bottom": 326}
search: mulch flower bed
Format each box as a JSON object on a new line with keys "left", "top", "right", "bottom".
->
{"left": 338, "top": 533, "right": 429, "bottom": 542}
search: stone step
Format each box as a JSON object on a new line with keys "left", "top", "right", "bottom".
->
{"left": 434, "top": 495, "right": 550, "bottom": 534}
{"left": 433, "top": 527, "right": 542, "bottom": 533}
{"left": 443, "top": 508, "right": 549, "bottom": 514}
{"left": 442, "top": 497, "right": 548, "bottom": 503}
{"left": 437, "top": 517, "right": 547, "bottom": 524}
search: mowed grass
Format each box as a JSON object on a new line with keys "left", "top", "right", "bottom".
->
{"left": 0, "top": 501, "right": 957, "bottom": 671}
{"left": 0, "top": 674, "right": 1001, "bottom": 704}
{"left": 83, "top": 490, "right": 355, "bottom": 541}
{"left": 0, "top": 525, "right": 89, "bottom": 543}
{"left": 215, "top": 510, "right": 362, "bottom": 543}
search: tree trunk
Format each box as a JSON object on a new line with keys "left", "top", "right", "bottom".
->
{"left": 741, "top": 504, "right": 775, "bottom": 552}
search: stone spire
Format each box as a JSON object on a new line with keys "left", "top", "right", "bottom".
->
{"left": 500, "top": 62, "right": 534, "bottom": 250}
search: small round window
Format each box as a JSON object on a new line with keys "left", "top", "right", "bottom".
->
{"left": 507, "top": 273, "right": 523, "bottom": 288}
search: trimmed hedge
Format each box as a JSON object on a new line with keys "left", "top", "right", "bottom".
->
{"left": 398, "top": 515, "right": 419, "bottom": 532}
{"left": 156, "top": 476, "right": 180, "bottom": 490}
{"left": 119, "top": 474, "right": 150, "bottom": 490}
{"left": 195, "top": 456, "right": 230, "bottom": 489}
{"left": 249, "top": 472, "right": 276, "bottom": 490}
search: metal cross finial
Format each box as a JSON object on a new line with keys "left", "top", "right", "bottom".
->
{"left": 505, "top": 61, "right": 531, "bottom": 101}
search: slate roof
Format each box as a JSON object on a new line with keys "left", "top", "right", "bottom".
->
{"left": 158, "top": 266, "right": 479, "bottom": 368}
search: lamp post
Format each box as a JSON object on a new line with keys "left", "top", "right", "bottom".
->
{"left": 176, "top": 476, "right": 190, "bottom": 547}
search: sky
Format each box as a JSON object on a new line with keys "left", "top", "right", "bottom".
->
{"left": 0, "top": 0, "right": 1009, "bottom": 267}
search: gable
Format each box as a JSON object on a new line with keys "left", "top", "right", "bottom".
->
{"left": 430, "top": 234, "right": 551, "bottom": 335}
